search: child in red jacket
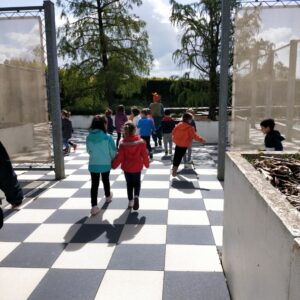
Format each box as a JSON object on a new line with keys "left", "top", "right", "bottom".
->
{"left": 172, "top": 113, "right": 206, "bottom": 177}
{"left": 112, "top": 122, "right": 150, "bottom": 210}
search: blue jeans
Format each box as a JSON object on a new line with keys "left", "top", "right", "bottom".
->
{"left": 63, "top": 138, "right": 69, "bottom": 151}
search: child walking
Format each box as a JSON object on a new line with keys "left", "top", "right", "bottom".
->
{"left": 131, "top": 107, "right": 141, "bottom": 135}
{"left": 184, "top": 109, "right": 197, "bottom": 163}
{"left": 138, "top": 109, "right": 155, "bottom": 159}
{"left": 112, "top": 122, "right": 149, "bottom": 210}
{"left": 172, "top": 113, "right": 206, "bottom": 177}
{"left": 115, "top": 105, "right": 128, "bottom": 148}
{"left": 61, "top": 110, "right": 75, "bottom": 154}
{"left": 86, "top": 115, "right": 116, "bottom": 215}
{"left": 260, "top": 118, "right": 285, "bottom": 151}
{"left": 161, "top": 109, "right": 175, "bottom": 155}
{"left": 105, "top": 109, "right": 115, "bottom": 135}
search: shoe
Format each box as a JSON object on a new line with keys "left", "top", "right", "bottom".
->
{"left": 128, "top": 200, "right": 134, "bottom": 209}
{"left": 155, "top": 142, "right": 158, "bottom": 147}
{"left": 158, "top": 140, "right": 162, "bottom": 147}
{"left": 11, "top": 202, "right": 22, "bottom": 209}
{"left": 149, "top": 153, "right": 153, "bottom": 159}
{"left": 169, "top": 150, "right": 172, "bottom": 155}
{"left": 0, "top": 207, "right": 3, "bottom": 229}
{"left": 105, "top": 192, "right": 113, "bottom": 203}
{"left": 91, "top": 206, "right": 100, "bottom": 216}
{"left": 165, "top": 151, "right": 168, "bottom": 155}
{"left": 133, "top": 196, "right": 139, "bottom": 210}
{"left": 172, "top": 166, "right": 178, "bottom": 177}
{"left": 73, "top": 144, "right": 77, "bottom": 152}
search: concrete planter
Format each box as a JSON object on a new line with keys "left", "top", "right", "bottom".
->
{"left": 222, "top": 152, "right": 300, "bottom": 300}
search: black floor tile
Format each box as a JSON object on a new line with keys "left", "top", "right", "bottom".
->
{"left": 0, "top": 224, "right": 39, "bottom": 242}
{"left": 168, "top": 198, "right": 205, "bottom": 210}
{"left": 140, "top": 189, "right": 169, "bottom": 198}
{"left": 207, "top": 211, "right": 224, "bottom": 226}
{"left": 25, "top": 198, "right": 68, "bottom": 209}
{"left": 44, "top": 210, "right": 89, "bottom": 224}
{"left": 126, "top": 210, "right": 168, "bottom": 225}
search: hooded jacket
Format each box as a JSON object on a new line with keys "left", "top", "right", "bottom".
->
{"left": 112, "top": 135, "right": 149, "bottom": 173}
{"left": 265, "top": 130, "right": 285, "bottom": 151}
{"left": 138, "top": 117, "right": 155, "bottom": 137}
{"left": 172, "top": 121, "right": 204, "bottom": 148}
{"left": 115, "top": 112, "right": 128, "bottom": 133}
{"left": 86, "top": 129, "right": 116, "bottom": 173}
{"left": 161, "top": 116, "right": 175, "bottom": 134}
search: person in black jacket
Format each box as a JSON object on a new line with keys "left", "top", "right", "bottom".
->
{"left": 0, "top": 142, "right": 24, "bottom": 229}
{"left": 105, "top": 109, "right": 115, "bottom": 135}
{"left": 61, "top": 110, "right": 74, "bottom": 154}
{"left": 161, "top": 110, "right": 175, "bottom": 155}
{"left": 260, "top": 119, "right": 285, "bottom": 151}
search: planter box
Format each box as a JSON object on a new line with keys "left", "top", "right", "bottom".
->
{"left": 222, "top": 152, "right": 300, "bottom": 300}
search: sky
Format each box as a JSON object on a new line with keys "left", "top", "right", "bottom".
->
{"left": 0, "top": 0, "right": 193, "bottom": 78}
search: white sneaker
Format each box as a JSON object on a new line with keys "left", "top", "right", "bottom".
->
{"left": 105, "top": 192, "right": 113, "bottom": 203}
{"left": 91, "top": 206, "right": 100, "bottom": 216}
{"left": 128, "top": 200, "right": 134, "bottom": 208}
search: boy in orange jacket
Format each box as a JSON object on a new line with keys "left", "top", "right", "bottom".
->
{"left": 172, "top": 112, "right": 206, "bottom": 177}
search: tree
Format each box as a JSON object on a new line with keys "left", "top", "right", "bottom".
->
{"left": 169, "top": 0, "right": 237, "bottom": 120}
{"left": 57, "top": 0, "right": 153, "bottom": 106}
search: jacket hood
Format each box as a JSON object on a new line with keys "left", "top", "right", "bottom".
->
{"left": 270, "top": 130, "right": 285, "bottom": 141}
{"left": 162, "top": 116, "right": 173, "bottom": 122}
{"left": 122, "top": 135, "right": 140, "bottom": 142}
{"left": 88, "top": 129, "right": 108, "bottom": 142}
{"left": 121, "top": 135, "right": 144, "bottom": 155}
{"left": 177, "top": 122, "right": 192, "bottom": 131}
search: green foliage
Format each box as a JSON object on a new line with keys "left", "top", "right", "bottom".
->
{"left": 57, "top": 0, "right": 153, "bottom": 105}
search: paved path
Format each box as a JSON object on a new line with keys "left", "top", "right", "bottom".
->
{"left": 0, "top": 130, "right": 230, "bottom": 300}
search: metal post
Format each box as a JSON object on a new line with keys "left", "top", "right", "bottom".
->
{"left": 250, "top": 44, "right": 259, "bottom": 128}
{"left": 286, "top": 40, "right": 298, "bottom": 141}
{"left": 44, "top": 0, "right": 65, "bottom": 179}
{"left": 217, "top": 0, "right": 231, "bottom": 181}
{"left": 265, "top": 49, "right": 274, "bottom": 118}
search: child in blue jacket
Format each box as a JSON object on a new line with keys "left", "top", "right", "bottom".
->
{"left": 138, "top": 109, "right": 155, "bottom": 159}
{"left": 86, "top": 115, "right": 116, "bottom": 215}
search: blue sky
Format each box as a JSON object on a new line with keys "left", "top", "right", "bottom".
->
{"left": 0, "top": 0, "right": 193, "bottom": 78}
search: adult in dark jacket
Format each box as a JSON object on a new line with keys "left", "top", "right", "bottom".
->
{"left": 0, "top": 142, "right": 24, "bottom": 228}
{"left": 260, "top": 119, "right": 285, "bottom": 151}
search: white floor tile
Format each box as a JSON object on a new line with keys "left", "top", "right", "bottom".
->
{"left": 141, "top": 181, "right": 169, "bottom": 189}
{"left": 24, "top": 224, "right": 81, "bottom": 243}
{"left": 211, "top": 226, "right": 223, "bottom": 246}
{"left": 139, "top": 198, "right": 168, "bottom": 210}
{"left": 59, "top": 197, "right": 91, "bottom": 209}
{"left": 85, "top": 209, "right": 129, "bottom": 224}
{"left": 0, "top": 268, "right": 48, "bottom": 300}
{"left": 17, "top": 174, "right": 44, "bottom": 180}
{"left": 169, "top": 188, "right": 202, "bottom": 199}
{"left": 66, "top": 160, "right": 88, "bottom": 165}
{"left": 5, "top": 209, "right": 55, "bottom": 224}
{"left": 63, "top": 175, "right": 91, "bottom": 181}
{"left": 196, "top": 169, "right": 217, "bottom": 175}
{"left": 204, "top": 199, "right": 224, "bottom": 211}
{"left": 168, "top": 210, "right": 209, "bottom": 225}
{"left": 146, "top": 169, "right": 170, "bottom": 175}
{"left": 47, "top": 169, "right": 76, "bottom": 176}
{"left": 52, "top": 243, "right": 115, "bottom": 269}
{"left": 110, "top": 169, "right": 123, "bottom": 175}
{"left": 199, "top": 181, "right": 223, "bottom": 190}
{"left": 110, "top": 189, "right": 128, "bottom": 198}
{"left": 165, "top": 245, "right": 222, "bottom": 271}
{"left": 39, "top": 188, "right": 78, "bottom": 198}
{"left": 0, "top": 242, "right": 20, "bottom": 262}
{"left": 95, "top": 270, "right": 164, "bottom": 300}
{"left": 119, "top": 225, "right": 167, "bottom": 244}
{"left": 79, "top": 165, "right": 88, "bottom": 170}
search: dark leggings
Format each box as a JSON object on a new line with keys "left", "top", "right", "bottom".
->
{"left": 124, "top": 172, "right": 141, "bottom": 200}
{"left": 173, "top": 146, "right": 188, "bottom": 167}
{"left": 141, "top": 136, "right": 152, "bottom": 154}
{"left": 116, "top": 132, "right": 122, "bottom": 148}
{"left": 90, "top": 172, "right": 110, "bottom": 207}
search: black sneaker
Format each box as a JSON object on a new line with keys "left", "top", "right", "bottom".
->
{"left": 133, "top": 196, "right": 139, "bottom": 210}
{"left": 0, "top": 207, "right": 3, "bottom": 229}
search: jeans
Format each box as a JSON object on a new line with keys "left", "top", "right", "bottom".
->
{"left": 141, "top": 136, "right": 152, "bottom": 155}
{"left": 90, "top": 172, "right": 110, "bottom": 207}
{"left": 163, "top": 133, "right": 172, "bottom": 153}
{"left": 124, "top": 172, "right": 141, "bottom": 200}
{"left": 63, "top": 138, "right": 69, "bottom": 151}
{"left": 173, "top": 146, "right": 187, "bottom": 167}
{"left": 183, "top": 147, "right": 192, "bottom": 162}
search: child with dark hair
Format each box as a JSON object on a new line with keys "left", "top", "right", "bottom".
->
{"left": 112, "top": 122, "right": 149, "bottom": 210}
{"left": 161, "top": 109, "right": 175, "bottom": 155}
{"left": 172, "top": 113, "right": 206, "bottom": 176}
{"left": 61, "top": 110, "right": 74, "bottom": 154}
{"left": 138, "top": 109, "right": 155, "bottom": 159}
{"left": 115, "top": 105, "right": 128, "bottom": 148}
{"left": 184, "top": 109, "right": 197, "bottom": 163}
{"left": 86, "top": 115, "right": 116, "bottom": 215}
{"left": 260, "top": 118, "right": 284, "bottom": 151}
{"left": 105, "top": 109, "right": 115, "bottom": 135}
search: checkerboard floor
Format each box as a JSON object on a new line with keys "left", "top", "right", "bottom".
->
{"left": 0, "top": 130, "right": 230, "bottom": 300}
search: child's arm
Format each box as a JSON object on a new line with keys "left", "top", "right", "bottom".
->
{"left": 191, "top": 127, "right": 206, "bottom": 143}
{"left": 112, "top": 145, "right": 124, "bottom": 169}
{"left": 141, "top": 143, "right": 150, "bottom": 168}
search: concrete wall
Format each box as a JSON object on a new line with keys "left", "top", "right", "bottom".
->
{"left": 222, "top": 152, "right": 300, "bottom": 300}
{"left": 0, "top": 123, "right": 34, "bottom": 155}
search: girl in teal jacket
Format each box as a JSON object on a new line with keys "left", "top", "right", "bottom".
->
{"left": 86, "top": 115, "right": 116, "bottom": 215}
